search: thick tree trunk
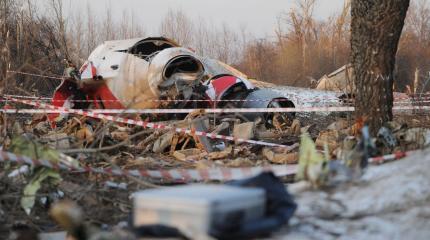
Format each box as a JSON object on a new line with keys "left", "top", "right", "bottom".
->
{"left": 351, "top": 0, "right": 410, "bottom": 134}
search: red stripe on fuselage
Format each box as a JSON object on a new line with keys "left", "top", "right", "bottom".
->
{"left": 211, "top": 76, "right": 237, "bottom": 98}
{"left": 85, "top": 83, "right": 125, "bottom": 109}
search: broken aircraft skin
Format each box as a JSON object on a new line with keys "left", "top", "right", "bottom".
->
{"left": 50, "top": 37, "right": 344, "bottom": 124}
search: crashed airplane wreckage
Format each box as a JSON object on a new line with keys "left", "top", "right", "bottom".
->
{"left": 51, "top": 37, "right": 341, "bottom": 127}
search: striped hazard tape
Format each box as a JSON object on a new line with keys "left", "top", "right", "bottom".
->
{"left": 368, "top": 150, "right": 417, "bottom": 164}
{"left": 0, "top": 106, "right": 356, "bottom": 114}
{"left": 0, "top": 151, "right": 298, "bottom": 182}
{"left": 0, "top": 149, "right": 415, "bottom": 182}
{"left": 8, "top": 97, "right": 297, "bottom": 149}
{"left": 2, "top": 98, "right": 430, "bottom": 107}
{"left": 2, "top": 105, "right": 430, "bottom": 115}
{"left": 4, "top": 93, "right": 430, "bottom": 103}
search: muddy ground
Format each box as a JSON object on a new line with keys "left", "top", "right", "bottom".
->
{"left": 0, "top": 112, "right": 429, "bottom": 239}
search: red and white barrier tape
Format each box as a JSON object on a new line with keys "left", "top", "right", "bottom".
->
{"left": 3, "top": 105, "right": 430, "bottom": 115}
{"left": 393, "top": 106, "right": 430, "bottom": 111}
{"left": 2, "top": 97, "right": 430, "bottom": 105}
{"left": 0, "top": 149, "right": 415, "bottom": 182}
{"left": 0, "top": 98, "right": 342, "bottom": 103}
{"left": 8, "top": 98, "right": 298, "bottom": 149}
{"left": 3, "top": 95, "right": 430, "bottom": 107}
{"left": 0, "top": 151, "right": 298, "bottom": 182}
{"left": 2, "top": 94, "right": 341, "bottom": 103}
{"left": 1, "top": 106, "right": 355, "bottom": 114}
{"left": 3, "top": 92, "right": 430, "bottom": 104}
{"left": 368, "top": 150, "right": 417, "bottom": 164}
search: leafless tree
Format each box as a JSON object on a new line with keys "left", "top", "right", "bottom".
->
{"left": 351, "top": 0, "right": 410, "bottom": 133}
{"left": 85, "top": 2, "right": 97, "bottom": 56}
{"left": 160, "top": 8, "right": 194, "bottom": 46}
{"left": 103, "top": 3, "right": 115, "bottom": 41}
{"left": 49, "top": 0, "right": 70, "bottom": 59}
{"left": 2, "top": 0, "right": 429, "bottom": 98}
{"left": 70, "top": 8, "right": 84, "bottom": 64}
{"left": 0, "top": 0, "right": 13, "bottom": 88}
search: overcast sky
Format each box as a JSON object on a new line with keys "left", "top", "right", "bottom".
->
{"left": 56, "top": 0, "right": 346, "bottom": 37}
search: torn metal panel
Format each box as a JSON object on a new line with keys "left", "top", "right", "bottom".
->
{"left": 128, "top": 37, "right": 180, "bottom": 57}
{"left": 56, "top": 36, "right": 256, "bottom": 112}
{"left": 268, "top": 86, "right": 345, "bottom": 112}
{"left": 153, "top": 132, "right": 175, "bottom": 153}
{"left": 241, "top": 88, "right": 295, "bottom": 124}
{"left": 233, "top": 122, "right": 255, "bottom": 144}
{"left": 77, "top": 37, "right": 184, "bottom": 109}
{"left": 200, "top": 57, "right": 248, "bottom": 79}
{"left": 315, "top": 65, "right": 413, "bottom": 112}
{"left": 316, "top": 64, "right": 355, "bottom": 93}
{"left": 204, "top": 74, "right": 255, "bottom": 105}
{"left": 51, "top": 36, "right": 356, "bottom": 128}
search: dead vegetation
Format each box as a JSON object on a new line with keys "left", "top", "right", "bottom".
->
{"left": 2, "top": 0, "right": 430, "bottom": 95}
{"left": 0, "top": 107, "right": 429, "bottom": 237}
{"left": 1, "top": 0, "right": 430, "bottom": 239}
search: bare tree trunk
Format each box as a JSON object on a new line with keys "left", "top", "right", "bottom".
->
{"left": 50, "top": 0, "right": 69, "bottom": 59}
{"left": 0, "top": 0, "right": 13, "bottom": 93}
{"left": 86, "top": 3, "right": 97, "bottom": 56}
{"left": 351, "top": 0, "right": 410, "bottom": 134}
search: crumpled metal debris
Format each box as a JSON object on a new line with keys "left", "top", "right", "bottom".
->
{"left": 395, "top": 127, "right": 430, "bottom": 149}
{"left": 233, "top": 122, "right": 255, "bottom": 143}
{"left": 152, "top": 132, "right": 174, "bottom": 153}
{"left": 377, "top": 126, "right": 398, "bottom": 150}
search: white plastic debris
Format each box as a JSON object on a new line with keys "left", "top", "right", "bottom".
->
{"left": 8, "top": 165, "right": 29, "bottom": 178}
{"left": 133, "top": 184, "right": 265, "bottom": 239}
